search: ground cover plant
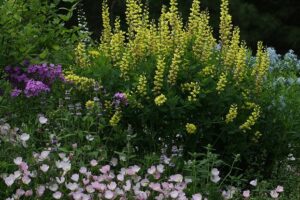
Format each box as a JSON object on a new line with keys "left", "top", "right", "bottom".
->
{"left": 0, "top": 0, "right": 299, "bottom": 199}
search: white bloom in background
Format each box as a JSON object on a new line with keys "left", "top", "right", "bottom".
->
{"left": 14, "top": 170, "right": 22, "bottom": 179}
{"left": 40, "top": 164, "right": 49, "bottom": 172}
{"left": 157, "top": 164, "right": 164, "bottom": 173}
{"left": 53, "top": 191, "right": 62, "bottom": 199}
{"left": 14, "top": 157, "right": 23, "bottom": 165}
{"left": 49, "top": 183, "right": 59, "bottom": 192}
{"left": 86, "top": 134, "right": 94, "bottom": 141}
{"left": 211, "top": 168, "right": 220, "bottom": 176}
{"left": 65, "top": 182, "right": 78, "bottom": 191}
{"left": 20, "top": 133, "right": 30, "bottom": 141}
{"left": 169, "top": 174, "right": 183, "bottom": 183}
{"left": 147, "top": 166, "right": 156, "bottom": 175}
{"left": 56, "top": 160, "right": 71, "bottom": 172}
{"left": 39, "top": 151, "right": 50, "bottom": 161}
{"left": 250, "top": 179, "right": 257, "bottom": 187}
{"left": 36, "top": 185, "right": 46, "bottom": 197}
{"left": 4, "top": 174, "right": 15, "bottom": 186}
{"left": 170, "top": 190, "right": 179, "bottom": 198}
{"left": 110, "top": 158, "right": 118, "bottom": 167}
{"left": 79, "top": 167, "right": 87, "bottom": 174}
{"left": 270, "top": 190, "right": 279, "bottom": 198}
{"left": 39, "top": 116, "right": 48, "bottom": 124}
{"left": 108, "top": 182, "right": 117, "bottom": 190}
{"left": 71, "top": 174, "right": 79, "bottom": 182}
{"left": 211, "top": 168, "right": 221, "bottom": 183}
{"left": 192, "top": 193, "right": 202, "bottom": 200}
{"left": 211, "top": 175, "right": 221, "bottom": 183}
{"left": 56, "top": 176, "right": 65, "bottom": 184}
{"left": 22, "top": 176, "right": 31, "bottom": 185}
{"left": 287, "top": 153, "right": 296, "bottom": 161}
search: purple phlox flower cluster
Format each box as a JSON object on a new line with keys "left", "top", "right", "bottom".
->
{"left": 27, "top": 63, "right": 65, "bottom": 85}
{"left": 24, "top": 80, "right": 50, "bottom": 98}
{"left": 113, "top": 92, "right": 128, "bottom": 107}
{"left": 4, "top": 63, "right": 65, "bottom": 98}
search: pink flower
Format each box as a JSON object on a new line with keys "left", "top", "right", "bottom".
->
{"left": 4, "top": 174, "right": 15, "bottom": 186}
{"left": 100, "top": 165, "right": 111, "bottom": 174}
{"left": 170, "top": 190, "right": 179, "bottom": 198}
{"left": 192, "top": 193, "right": 202, "bottom": 200}
{"left": 24, "top": 190, "right": 33, "bottom": 197}
{"left": 149, "top": 183, "right": 161, "bottom": 192}
{"left": 147, "top": 166, "right": 156, "bottom": 175}
{"left": 40, "top": 164, "right": 49, "bottom": 172}
{"left": 14, "top": 157, "right": 23, "bottom": 165}
{"left": 90, "top": 159, "right": 98, "bottom": 167}
{"left": 243, "top": 190, "right": 250, "bottom": 198}
{"left": 71, "top": 174, "right": 79, "bottom": 182}
{"left": 15, "top": 189, "right": 25, "bottom": 197}
{"left": 53, "top": 191, "right": 62, "bottom": 199}
{"left": 270, "top": 190, "right": 279, "bottom": 198}
{"left": 275, "top": 185, "right": 284, "bottom": 193}
{"left": 79, "top": 167, "right": 87, "bottom": 174}
{"left": 169, "top": 174, "right": 183, "bottom": 183}
{"left": 104, "top": 190, "right": 114, "bottom": 199}
{"left": 22, "top": 176, "right": 31, "bottom": 185}
{"left": 108, "top": 182, "right": 117, "bottom": 190}
{"left": 36, "top": 185, "right": 46, "bottom": 197}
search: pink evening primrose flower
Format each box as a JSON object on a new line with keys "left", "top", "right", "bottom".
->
{"left": 192, "top": 193, "right": 202, "bottom": 200}
{"left": 270, "top": 190, "right": 279, "bottom": 199}
{"left": 243, "top": 190, "right": 250, "bottom": 198}
{"left": 250, "top": 179, "right": 257, "bottom": 187}
{"left": 275, "top": 185, "right": 284, "bottom": 193}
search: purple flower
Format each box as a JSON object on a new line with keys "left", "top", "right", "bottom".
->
{"left": 24, "top": 80, "right": 50, "bottom": 97}
{"left": 11, "top": 88, "right": 22, "bottom": 97}
{"left": 113, "top": 92, "right": 128, "bottom": 107}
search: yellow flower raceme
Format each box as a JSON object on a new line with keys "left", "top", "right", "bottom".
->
{"left": 168, "top": 48, "right": 183, "bottom": 86}
{"left": 119, "top": 51, "right": 131, "bottom": 81}
{"left": 136, "top": 74, "right": 148, "bottom": 96}
{"left": 252, "top": 131, "right": 262, "bottom": 143}
{"left": 252, "top": 42, "right": 270, "bottom": 92}
{"left": 224, "top": 27, "right": 240, "bottom": 67}
{"left": 100, "top": 0, "right": 112, "bottom": 54}
{"left": 85, "top": 100, "right": 95, "bottom": 109}
{"left": 153, "top": 56, "right": 166, "bottom": 95}
{"left": 200, "top": 65, "right": 216, "bottom": 77}
{"left": 186, "top": 123, "right": 197, "bottom": 134}
{"left": 239, "top": 104, "right": 261, "bottom": 132}
{"left": 219, "top": 0, "right": 233, "bottom": 48}
{"left": 65, "top": 73, "right": 96, "bottom": 91}
{"left": 182, "top": 82, "right": 201, "bottom": 102}
{"left": 188, "top": 0, "right": 201, "bottom": 33}
{"left": 154, "top": 94, "right": 167, "bottom": 106}
{"left": 225, "top": 104, "right": 238, "bottom": 123}
{"left": 88, "top": 50, "right": 101, "bottom": 58}
{"left": 109, "top": 110, "right": 122, "bottom": 127}
{"left": 234, "top": 44, "right": 247, "bottom": 83}
{"left": 126, "top": 0, "right": 143, "bottom": 38}
{"left": 110, "top": 18, "right": 126, "bottom": 63}
{"left": 75, "top": 42, "right": 90, "bottom": 68}
{"left": 216, "top": 72, "right": 228, "bottom": 94}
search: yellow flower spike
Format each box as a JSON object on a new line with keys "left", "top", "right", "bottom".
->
{"left": 88, "top": 50, "right": 101, "bottom": 58}
{"left": 188, "top": 0, "right": 201, "bottom": 33}
{"left": 252, "top": 42, "right": 270, "bottom": 92}
{"left": 200, "top": 65, "right": 216, "bottom": 77}
{"left": 168, "top": 48, "right": 183, "bottom": 86}
{"left": 216, "top": 72, "right": 228, "bottom": 94}
{"left": 65, "top": 73, "right": 95, "bottom": 91}
{"left": 119, "top": 51, "right": 131, "bottom": 81}
{"left": 234, "top": 44, "right": 247, "bottom": 83}
{"left": 239, "top": 104, "right": 261, "bottom": 132}
{"left": 109, "top": 110, "right": 122, "bottom": 127}
{"left": 126, "top": 0, "right": 143, "bottom": 39}
{"left": 75, "top": 42, "right": 90, "bottom": 68}
{"left": 181, "top": 82, "right": 201, "bottom": 102}
{"left": 110, "top": 17, "right": 126, "bottom": 63}
{"left": 136, "top": 74, "right": 148, "bottom": 97}
{"left": 100, "top": 0, "right": 112, "bottom": 54}
{"left": 224, "top": 27, "right": 240, "bottom": 67}
{"left": 186, "top": 123, "right": 197, "bottom": 134}
{"left": 154, "top": 94, "right": 167, "bottom": 106}
{"left": 153, "top": 55, "right": 166, "bottom": 95}
{"left": 225, "top": 104, "right": 238, "bottom": 123}
{"left": 219, "top": 0, "right": 233, "bottom": 48}
{"left": 85, "top": 100, "right": 95, "bottom": 110}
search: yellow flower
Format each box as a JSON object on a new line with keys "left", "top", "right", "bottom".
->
{"left": 216, "top": 72, "right": 228, "bottom": 94}
{"left": 240, "top": 104, "right": 261, "bottom": 132}
{"left": 85, "top": 100, "right": 95, "bottom": 109}
{"left": 136, "top": 74, "right": 148, "bottom": 96}
{"left": 219, "top": 0, "right": 233, "bottom": 48}
{"left": 186, "top": 123, "right": 197, "bottom": 134}
{"left": 75, "top": 42, "right": 90, "bottom": 68}
{"left": 153, "top": 56, "right": 166, "bottom": 95}
{"left": 65, "top": 73, "right": 96, "bottom": 91}
{"left": 181, "top": 82, "right": 201, "bottom": 102}
{"left": 109, "top": 111, "right": 122, "bottom": 127}
{"left": 225, "top": 104, "right": 238, "bottom": 123}
{"left": 154, "top": 94, "right": 167, "bottom": 106}
{"left": 168, "top": 48, "right": 183, "bottom": 86}
{"left": 88, "top": 50, "right": 101, "bottom": 58}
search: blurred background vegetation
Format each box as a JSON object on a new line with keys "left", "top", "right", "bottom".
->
{"left": 67, "top": 0, "right": 300, "bottom": 55}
